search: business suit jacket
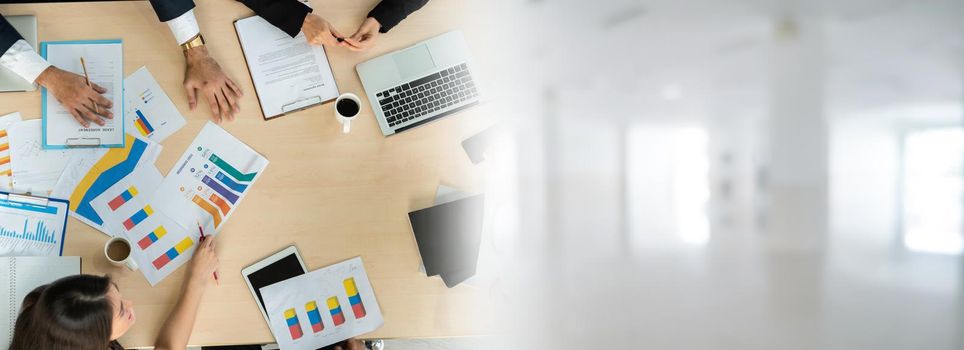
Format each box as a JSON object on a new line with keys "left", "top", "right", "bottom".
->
{"left": 0, "top": 0, "right": 430, "bottom": 53}
{"left": 149, "top": 0, "right": 428, "bottom": 37}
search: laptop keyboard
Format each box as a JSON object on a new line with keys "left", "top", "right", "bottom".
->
{"left": 376, "top": 63, "right": 478, "bottom": 127}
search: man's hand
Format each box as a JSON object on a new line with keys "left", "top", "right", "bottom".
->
{"left": 303, "top": 14, "right": 346, "bottom": 46}
{"left": 35, "top": 66, "right": 113, "bottom": 128}
{"left": 184, "top": 47, "right": 243, "bottom": 123}
{"left": 342, "top": 17, "right": 381, "bottom": 52}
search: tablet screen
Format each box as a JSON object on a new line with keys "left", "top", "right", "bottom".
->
{"left": 246, "top": 253, "right": 306, "bottom": 314}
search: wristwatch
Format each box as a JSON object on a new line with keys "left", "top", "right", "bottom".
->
{"left": 181, "top": 34, "right": 205, "bottom": 52}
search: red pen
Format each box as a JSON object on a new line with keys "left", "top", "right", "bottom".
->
{"left": 196, "top": 221, "right": 220, "bottom": 285}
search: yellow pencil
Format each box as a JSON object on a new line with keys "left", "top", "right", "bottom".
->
{"left": 80, "top": 57, "right": 98, "bottom": 114}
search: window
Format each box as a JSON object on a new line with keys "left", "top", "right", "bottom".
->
{"left": 901, "top": 128, "right": 964, "bottom": 255}
{"left": 627, "top": 126, "right": 710, "bottom": 245}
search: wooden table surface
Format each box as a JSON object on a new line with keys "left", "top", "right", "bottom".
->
{"left": 0, "top": 0, "right": 495, "bottom": 347}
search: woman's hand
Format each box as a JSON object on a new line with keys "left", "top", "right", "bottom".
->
{"left": 35, "top": 66, "right": 114, "bottom": 128}
{"left": 187, "top": 235, "right": 219, "bottom": 288}
{"left": 342, "top": 17, "right": 381, "bottom": 52}
{"left": 303, "top": 14, "right": 346, "bottom": 46}
{"left": 154, "top": 234, "right": 220, "bottom": 350}
{"left": 184, "top": 47, "right": 243, "bottom": 123}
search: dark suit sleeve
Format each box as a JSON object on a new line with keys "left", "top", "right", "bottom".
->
{"left": 368, "top": 0, "right": 429, "bottom": 33}
{"left": 149, "top": 0, "right": 196, "bottom": 22}
{"left": 0, "top": 13, "right": 25, "bottom": 54}
{"left": 236, "top": 0, "right": 312, "bottom": 38}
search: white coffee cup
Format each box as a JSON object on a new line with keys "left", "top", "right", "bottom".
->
{"left": 335, "top": 93, "right": 361, "bottom": 134}
{"left": 104, "top": 236, "right": 139, "bottom": 271}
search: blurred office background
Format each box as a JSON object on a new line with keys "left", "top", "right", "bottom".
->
{"left": 480, "top": 0, "right": 964, "bottom": 348}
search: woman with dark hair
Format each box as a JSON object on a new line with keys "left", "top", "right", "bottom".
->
{"left": 9, "top": 236, "right": 219, "bottom": 350}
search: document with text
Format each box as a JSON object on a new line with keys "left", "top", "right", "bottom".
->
{"left": 41, "top": 40, "right": 124, "bottom": 148}
{"left": 235, "top": 16, "right": 339, "bottom": 119}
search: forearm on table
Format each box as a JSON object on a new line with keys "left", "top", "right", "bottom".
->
{"left": 154, "top": 279, "right": 206, "bottom": 350}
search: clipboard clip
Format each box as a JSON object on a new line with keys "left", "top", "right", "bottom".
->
{"left": 281, "top": 96, "right": 323, "bottom": 114}
{"left": 65, "top": 137, "right": 102, "bottom": 148}
{"left": 6, "top": 193, "right": 50, "bottom": 207}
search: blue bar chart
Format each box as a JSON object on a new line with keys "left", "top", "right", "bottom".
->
{"left": 0, "top": 195, "right": 68, "bottom": 256}
{"left": 0, "top": 219, "right": 57, "bottom": 243}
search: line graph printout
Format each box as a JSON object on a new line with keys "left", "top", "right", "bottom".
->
{"left": 152, "top": 122, "right": 268, "bottom": 234}
{"left": 9, "top": 120, "right": 100, "bottom": 195}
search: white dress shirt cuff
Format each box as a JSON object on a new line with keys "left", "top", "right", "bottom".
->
{"left": 0, "top": 40, "right": 51, "bottom": 83}
{"left": 166, "top": 9, "right": 201, "bottom": 45}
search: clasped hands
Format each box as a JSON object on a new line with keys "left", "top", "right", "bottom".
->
{"left": 303, "top": 14, "right": 381, "bottom": 52}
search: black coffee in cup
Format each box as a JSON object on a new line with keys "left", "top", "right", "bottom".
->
{"left": 336, "top": 98, "right": 359, "bottom": 117}
{"left": 107, "top": 239, "right": 131, "bottom": 261}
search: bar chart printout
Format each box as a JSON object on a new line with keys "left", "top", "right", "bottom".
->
{"left": 0, "top": 193, "right": 69, "bottom": 256}
{"left": 260, "top": 257, "right": 384, "bottom": 350}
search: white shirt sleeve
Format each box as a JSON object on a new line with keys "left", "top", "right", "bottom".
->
{"left": 166, "top": 9, "right": 201, "bottom": 45}
{"left": 0, "top": 39, "right": 51, "bottom": 83}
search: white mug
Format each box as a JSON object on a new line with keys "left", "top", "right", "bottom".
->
{"left": 104, "top": 236, "right": 139, "bottom": 271}
{"left": 335, "top": 93, "right": 361, "bottom": 134}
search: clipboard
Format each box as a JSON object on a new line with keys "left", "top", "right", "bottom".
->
{"left": 233, "top": 16, "right": 339, "bottom": 120}
{"left": 40, "top": 39, "right": 125, "bottom": 149}
{"left": 0, "top": 190, "right": 70, "bottom": 256}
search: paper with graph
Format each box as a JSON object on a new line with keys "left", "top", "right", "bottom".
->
{"left": 260, "top": 257, "right": 383, "bottom": 350}
{"left": 90, "top": 171, "right": 197, "bottom": 285}
{"left": 0, "top": 192, "right": 69, "bottom": 256}
{"left": 50, "top": 134, "right": 162, "bottom": 234}
{"left": 0, "top": 112, "right": 23, "bottom": 190}
{"left": 152, "top": 122, "right": 268, "bottom": 234}
{"left": 9, "top": 120, "right": 100, "bottom": 195}
{"left": 124, "top": 67, "right": 186, "bottom": 143}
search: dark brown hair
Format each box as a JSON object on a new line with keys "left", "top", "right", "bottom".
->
{"left": 9, "top": 274, "right": 124, "bottom": 350}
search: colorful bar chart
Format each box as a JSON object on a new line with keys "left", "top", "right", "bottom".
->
{"left": 215, "top": 171, "right": 247, "bottom": 192}
{"left": 69, "top": 136, "right": 150, "bottom": 226}
{"left": 202, "top": 175, "right": 239, "bottom": 204}
{"left": 107, "top": 186, "right": 138, "bottom": 211}
{"left": 137, "top": 225, "right": 167, "bottom": 250}
{"left": 191, "top": 195, "right": 222, "bottom": 227}
{"left": 123, "top": 205, "right": 153, "bottom": 230}
{"left": 327, "top": 297, "right": 345, "bottom": 326}
{"left": 0, "top": 219, "right": 57, "bottom": 244}
{"left": 0, "top": 128, "right": 10, "bottom": 177}
{"left": 151, "top": 237, "right": 194, "bottom": 269}
{"left": 284, "top": 308, "right": 304, "bottom": 340}
{"left": 209, "top": 153, "right": 257, "bottom": 182}
{"left": 305, "top": 301, "right": 324, "bottom": 333}
{"left": 133, "top": 109, "right": 156, "bottom": 137}
{"left": 344, "top": 278, "right": 367, "bottom": 319}
{"left": 208, "top": 193, "right": 231, "bottom": 215}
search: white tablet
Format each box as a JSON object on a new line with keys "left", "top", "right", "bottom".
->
{"left": 241, "top": 246, "right": 308, "bottom": 326}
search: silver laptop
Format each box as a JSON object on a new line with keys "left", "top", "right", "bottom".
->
{"left": 356, "top": 31, "right": 480, "bottom": 136}
{"left": 0, "top": 15, "right": 38, "bottom": 92}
